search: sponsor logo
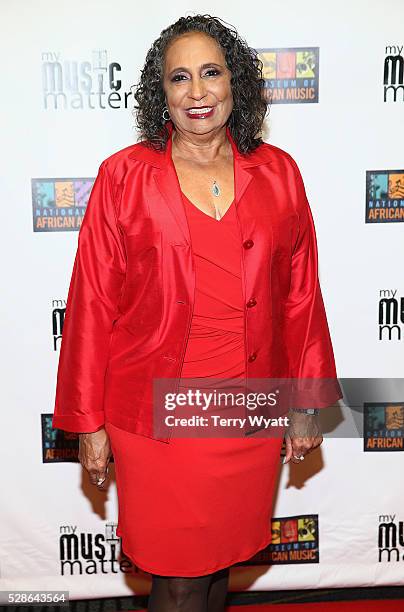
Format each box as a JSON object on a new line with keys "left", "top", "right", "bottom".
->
{"left": 257, "top": 47, "right": 319, "bottom": 104}
{"left": 43, "top": 415, "right": 116, "bottom": 462}
{"left": 52, "top": 299, "right": 66, "bottom": 352}
{"left": 58, "top": 523, "right": 134, "bottom": 575}
{"left": 378, "top": 514, "right": 404, "bottom": 562}
{"left": 384, "top": 45, "right": 404, "bottom": 102}
{"left": 41, "top": 50, "right": 132, "bottom": 110}
{"left": 378, "top": 290, "right": 404, "bottom": 341}
{"left": 42, "top": 414, "right": 79, "bottom": 462}
{"left": 364, "top": 404, "right": 404, "bottom": 451}
{"left": 32, "top": 177, "right": 93, "bottom": 232}
{"left": 366, "top": 170, "right": 404, "bottom": 223}
{"left": 236, "top": 514, "right": 319, "bottom": 565}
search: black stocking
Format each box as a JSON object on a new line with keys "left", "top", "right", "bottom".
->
{"left": 148, "top": 573, "right": 211, "bottom": 612}
{"left": 207, "top": 567, "right": 230, "bottom": 612}
{"left": 148, "top": 566, "right": 229, "bottom": 612}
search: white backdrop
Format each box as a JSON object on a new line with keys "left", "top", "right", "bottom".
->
{"left": 1, "top": 0, "right": 404, "bottom": 599}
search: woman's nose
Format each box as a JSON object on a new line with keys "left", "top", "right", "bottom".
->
{"left": 189, "top": 76, "right": 206, "bottom": 99}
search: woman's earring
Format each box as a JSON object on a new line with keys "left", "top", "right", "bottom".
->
{"left": 162, "top": 106, "right": 170, "bottom": 121}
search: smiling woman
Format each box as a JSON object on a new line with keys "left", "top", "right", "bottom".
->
{"left": 52, "top": 12, "right": 342, "bottom": 612}
{"left": 165, "top": 42, "right": 230, "bottom": 123}
{"left": 133, "top": 14, "right": 267, "bottom": 153}
{"left": 161, "top": 30, "right": 237, "bottom": 219}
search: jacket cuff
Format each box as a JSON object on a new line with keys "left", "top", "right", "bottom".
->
{"left": 52, "top": 410, "right": 105, "bottom": 433}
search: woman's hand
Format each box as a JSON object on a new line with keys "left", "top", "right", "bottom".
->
{"left": 283, "top": 411, "right": 323, "bottom": 464}
{"left": 78, "top": 427, "right": 112, "bottom": 490}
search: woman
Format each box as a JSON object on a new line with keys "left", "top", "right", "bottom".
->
{"left": 52, "top": 14, "right": 342, "bottom": 611}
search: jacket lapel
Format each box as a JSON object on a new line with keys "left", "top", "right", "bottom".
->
{"left": 154, "top": 126, "right": 191, "bottom": 244}
{"left": 128, "top": 121, "right": 272, "bottom": 244}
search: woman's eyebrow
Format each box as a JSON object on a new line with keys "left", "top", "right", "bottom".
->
{"left": 167, "top": 62, "right": 223, "bottom": 76}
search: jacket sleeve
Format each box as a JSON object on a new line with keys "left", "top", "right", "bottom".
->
{"left": 284, "top": 158, "right": 343, "bottom": 409}
{"left": 52, "top": 160, "right": 126, "bottom": 433}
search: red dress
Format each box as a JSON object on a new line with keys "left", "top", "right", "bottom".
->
{"left": 105, "top": 191, "right": 283, "bottom": 577}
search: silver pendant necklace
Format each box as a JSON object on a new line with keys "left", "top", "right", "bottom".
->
{"left": 211, "top": 180, "right": 222, "bottom": 219}
{"left": 211, "top": 180, "right": 221, "bottom": 197}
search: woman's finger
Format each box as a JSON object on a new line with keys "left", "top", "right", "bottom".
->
{"left": 282, "top": 435, "right": 293, "bottom": 464}
{"left": 283, "top": 435, "right": 305, "bottom": 464}
{"left": 302, "top": 435, "right": 323, "bottom": 455}
{"left": 292, "top": 436, "right": 323, "bottom": 460}
{"left": 88, "top": 465, "right": 109, "bottom": 489}
{"left": 290, "top": 437, "right": 308, "bottom": 461}
{"left": 96, "top": 465, "right": 110, "bottom": 490}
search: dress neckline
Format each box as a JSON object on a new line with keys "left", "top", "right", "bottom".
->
{"left": 181, "top": 192, "right": 235, "bottom": 222}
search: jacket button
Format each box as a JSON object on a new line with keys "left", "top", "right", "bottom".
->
{"left": 246, "top": 298, "right": 257, "bottom": 308}
{"left": 243, "top": 239, "right": 254, "bottom": 249}
{"left": 248, "top": 352, "right": 257, "bottom": 362}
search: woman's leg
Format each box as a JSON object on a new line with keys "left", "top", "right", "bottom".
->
{"left": 148, "top": 573, "right": 212, "bottom": 612}
{"left": 207, "top": 567, "right": 230, "bottom": 612}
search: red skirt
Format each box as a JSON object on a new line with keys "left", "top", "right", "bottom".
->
{"left": 106, "top": 192, "right": 283, "bottom": 576}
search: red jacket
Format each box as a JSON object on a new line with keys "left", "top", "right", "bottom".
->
{"left": 52, "top": 121, "right": 342, "bottom": 442}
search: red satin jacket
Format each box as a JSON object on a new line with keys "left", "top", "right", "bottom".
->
{"left": 52, "top": 121, "right": 342, "bottom": 441}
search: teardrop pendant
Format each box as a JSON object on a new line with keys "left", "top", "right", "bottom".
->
{"left": 212, "top": 180, "right": 221, "bottom": 197}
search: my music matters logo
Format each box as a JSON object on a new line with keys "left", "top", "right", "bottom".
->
{"left": 52, "top": 298, "right": 66, "bottom": 352}
{"left": 378, "top": 289, "right": 404, "bottom": 341}
{"left": 41, "top": 49, "right": 133, "bottom": 110}
{"left": 58, "top": 523, "right": 135, "bottom": 575}
{"left": 378, "top": 515, "right": 404, "bottom": 562}
{"left": 384, "top": 44, "right": 404, "bottom": 102}
{"left": 257, "top": 47, "right": 319, "bottom": 104}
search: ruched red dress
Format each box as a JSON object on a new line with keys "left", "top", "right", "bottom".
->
{"left": 105, "top": 191, "right": 283, "bottom": 577}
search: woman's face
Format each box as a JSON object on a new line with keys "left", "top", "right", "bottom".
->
{"left": 162, "top": 31, "right": 233, "bottom": 136}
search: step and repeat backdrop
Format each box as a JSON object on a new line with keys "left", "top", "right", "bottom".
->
{"left": 1, "top": 0, "right": 403, "bottom": 600}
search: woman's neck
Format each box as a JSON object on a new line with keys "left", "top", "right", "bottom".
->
{"left": 171, "top": 126, "right": 232, "bottom": 164}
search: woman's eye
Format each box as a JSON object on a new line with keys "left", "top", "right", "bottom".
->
{"left": 171, "top": 69, "right": 220, "bottom": 82}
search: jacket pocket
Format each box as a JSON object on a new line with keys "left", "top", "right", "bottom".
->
{"left": 124, "top": 230, "right": 162, "bottom": 287}
{"left": 119, "top": 230, "right": 164, "bottom": 334}
{"left": 270, "top": 218, "right": 294, "bottom": 319}
{"left": 271, "top": 213, "right": 296, "bottom": 262}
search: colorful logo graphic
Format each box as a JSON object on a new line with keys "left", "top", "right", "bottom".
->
{"left": 364, "top": 403, "right": 404, "bottom": 451}
{"left": 42, "top": 414, "right": 115, "bottom": 462}
{"left": 42, "top": 414, "right": 80, "bottom": 462}
{"left": 32, "top": 177, "right": 94, "bottom": 232}
{"left": 257, "top": 47, "right": 319, "bottom": 104}
{"left": 366, "top": 170, "right": 404, "bottom": 223}
{"left": 236, "top": 514, "right": 319, "bottom": 565}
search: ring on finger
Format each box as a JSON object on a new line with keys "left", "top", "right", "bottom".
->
{"left": 97, "top": 465, "right": 110, "bottom": 485}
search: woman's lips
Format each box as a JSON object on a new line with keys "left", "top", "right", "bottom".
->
{"left": 185, "top": 106, "right": 215, "bottom": 119}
